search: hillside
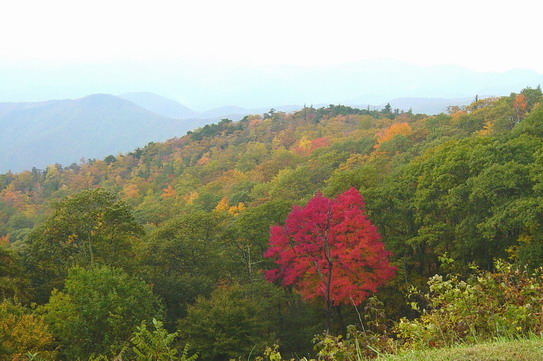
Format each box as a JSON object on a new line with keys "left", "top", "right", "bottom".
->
{"left": 2, "top": 87, "right": 543, "bottom": 271}
{"left": 2, "top": 87, "right": 543, "bottom": 360}
{"left": 0, "top": 94, "right": 208, "bottom": 172}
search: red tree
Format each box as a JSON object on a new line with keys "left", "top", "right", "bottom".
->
{"left": 264, "top": 188, "right": 395, "bottom": 327}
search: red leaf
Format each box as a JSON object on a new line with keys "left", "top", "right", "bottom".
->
{"left": 264, "top": 187, "right": 396, "bottom": 306}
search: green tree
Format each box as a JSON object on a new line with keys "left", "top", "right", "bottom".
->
{"left": 0, "top": 244, "right": 29, "bottom": 302}
{"left": 268, "top": 165, "right": 319, "bottom": 201}
{"left": 178, "top": 283, "right": 275, "bottom": 361}
{"left": 23, "top": 188, "right": 143, "bottom": 302}
{"left": 41, "top": 265, "right": 162, "bottom": 360}
{"left": 142, "top": 211, "right": 224, "bottom": 327}
{"left": 225, "top": 200, "right": 292, "bottom": 282}
{"left": 90, "top": 319, "right": 198, "bottom": 361}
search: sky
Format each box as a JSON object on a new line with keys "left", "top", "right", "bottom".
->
{"left": 1, "top": 0, "right": 542, "bottom": 72}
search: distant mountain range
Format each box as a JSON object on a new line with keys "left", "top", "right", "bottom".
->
{"left": 0, "top": 94, "right": 211, "bottom": 172}
{"left": 1, "top": 59, "right": 541, "bottom": 110}
{"left": 119, "top": 92, "right": 473, "bottom": 120}
{"left": 383, "top": 97, "right": 475, "bottom": 114}
{"left": 119, "top": 93, "right": 304, "bottom": 121}
{"left": 1, "top": 92, "right": 310, "bottom": 173}
{"left": 2, "top": 58, "right": 541, "bottom": 174}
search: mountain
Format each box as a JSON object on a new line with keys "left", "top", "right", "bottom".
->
{"left": 119, "top": 92, "right": 198, "bottom": 119}
{"left": 117, "top": 93, "right": 305, "bottom": 122}
{"left": 0, "top": 94, "right": 207, "bottom": 172}
{"left": 384, "top": 97, "right": 475, "bottom": 115}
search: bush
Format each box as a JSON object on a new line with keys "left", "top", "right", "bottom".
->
{"left": 396, "top": 260, "right": 543, "bottom": 349}
{"left": 90, "top": 319, "right": 198, "bottom": 361}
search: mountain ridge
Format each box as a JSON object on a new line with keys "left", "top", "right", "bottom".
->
{"left": 0, "top": 94, "right": 208, "bottom": 172}
{"left": 119, "top": 92, "right": 198, "bottom": 119}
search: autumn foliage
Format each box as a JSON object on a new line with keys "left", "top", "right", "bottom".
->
{"left": 513, "top": 93, "right": 528, "bottom": 124}
{"left": 374, "top": 122, "right": 412, "bottom": 149}
{"left": 293, "top": 136, "right": 331, "bottom": 155}
{"left": 264, "top": 188, "right": 396, "bottom": 309}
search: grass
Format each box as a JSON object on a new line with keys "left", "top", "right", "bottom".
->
{"left": 375, "top": 337, "right": 543, "bottom": 361}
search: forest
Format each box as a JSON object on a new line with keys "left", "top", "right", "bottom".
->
{"left": 2, "top": 86, "right": 543, "bottom": 360}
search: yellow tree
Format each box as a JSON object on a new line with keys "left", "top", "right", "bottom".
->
{"left": 0, "top": 300, "right": 57, "bottom": 360}
{"left": 374, "top": 122, "right": 413, "bottom": 150}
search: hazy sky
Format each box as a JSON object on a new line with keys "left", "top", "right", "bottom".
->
{"left": 1, "top": 0, "right": 542, "bottom": 72}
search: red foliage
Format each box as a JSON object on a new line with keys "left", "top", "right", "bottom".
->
{"left": 310, "top": 137, "right": 331, "bottom": 151}
{"left": 264, "top": 188, "right": 395, "bottom": 307}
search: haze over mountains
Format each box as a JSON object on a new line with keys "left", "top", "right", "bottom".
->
{"left": 2, "top": 59, "right": 541, "bottom": 109}
{"left": 119, "top": 92, "right": 198, "bottom": 119}
{"left": 119, "top": 92, "right": 303, "bottom": 121}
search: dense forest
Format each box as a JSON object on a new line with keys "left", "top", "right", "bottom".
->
{"left": 2, "top": 86, "right": 543, "bottom": 360}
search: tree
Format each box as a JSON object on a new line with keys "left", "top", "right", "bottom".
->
{"left": 374, "top": 122, "right": 413, "bottom": 150}
{"left": 382, "top": 103, "right": 392, "bottom": 114}
{"left": 513, "top": 93, "right": 528, "bottom": 124}
{"left": 141, "top": 211, "right": 224, "bottom": 327}
{"left": 41, "top": 265, "right": 162, "bottom": 360}
{"left": 0, "top": 245, "right": 29, "bottom": 302}
{"left": 23, "top": 188, "right": 143, "bottom": 302}
{"left": 226, "top": 200, "right": 292, "bottom": 282}
{"left": 178, "top": 283, "right": 275, "bottom": 361}
{"left": 0, "top": 300, "right": 56, "bottom": 361}
{"left": 264, "top": 188, "right": 396, "bottom": 329}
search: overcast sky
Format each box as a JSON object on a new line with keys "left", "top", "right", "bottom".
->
{"left": 1, "top": 0, "right": 542, "bottom": 72}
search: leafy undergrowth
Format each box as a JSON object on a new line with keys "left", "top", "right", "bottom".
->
{"left": 376, "top": 337, "right": 543, "bottom": 361}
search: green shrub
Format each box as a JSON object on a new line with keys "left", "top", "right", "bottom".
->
{"left": 90, "top": 319, "right": 197, "bottom": 361}
{"left": 396, "top": 260, "right": 543, "bottom": 349}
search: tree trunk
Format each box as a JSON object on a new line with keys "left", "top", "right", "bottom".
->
{"left": 336, "top": 305, "right": 346, "bottom": 334}
{"left": 325, "top": 262, "right": 333, "bottom": 331}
